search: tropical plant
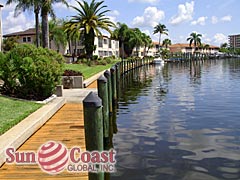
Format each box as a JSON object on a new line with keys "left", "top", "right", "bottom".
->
{"left": 129, "top": 28, "right": 144, "bottom": 56}
{"left": 142, "top": 34, "right": 152, "bottom": 57}
{"left": 41, "top": 0, "right": 68, "bottom": 48}
{"left": 2, "top": 37, "right": 18, "bottom": 51}
{"left": 6, "top": 0, "right": 41, "bottom": 47}
{"left": 220, "top": 43, "right": 228, "bottom": 49}
{"left": 66, "top": 0, "right": 115, "bottom": 59}
{"left": 153, "top": 23, "right": 168, "bottom": 52}
{"left": 0, "top": 44, "right": 64, "bottom": 100}
{"left": 187, "top": 32, "right": 202, "bottom": 52}
{"left": 112, "top": 22, "right": 129, "bottom": 59}
{"left": 64, "top": 19, "right": 83, "bottom": 58}
{"left": 49, "top": 19, "right": 68, "bottom": 52}
{"left": 162, "top": 38, "right": 172, "bottom": 49}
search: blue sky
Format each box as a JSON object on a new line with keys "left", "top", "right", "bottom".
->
{"left": 0, "top": 0, "right": 239, "bottom": 46}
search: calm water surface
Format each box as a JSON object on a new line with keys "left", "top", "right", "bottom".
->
{"left": 111, "top": 59, "right": 240, "bottom": 180}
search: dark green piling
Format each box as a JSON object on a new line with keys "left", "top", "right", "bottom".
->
{"left": 110, "top": 66, "right": 117, "bottom": 106}
{"left": 104, "top": 70, "right": 112, "bottom": 114}
{"left": 97, "top": 75, "right": 109, "bottom": 149}
{"left": 83, "top": 92, "right": 104, "bottom": 180}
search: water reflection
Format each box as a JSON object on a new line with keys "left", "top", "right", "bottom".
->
{"left": 111, "top": 59, "right": 240, "bottom": 180}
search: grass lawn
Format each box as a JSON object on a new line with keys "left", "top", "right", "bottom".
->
{"left": 0, "top": 96, "right": 42, "bottom": 135}
{"left": 64, "top": 61, "right": 119, "bottom": 79}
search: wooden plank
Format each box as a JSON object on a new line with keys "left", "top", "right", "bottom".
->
{"left": 0, "top": 104, "right": 88, "bottom": 179}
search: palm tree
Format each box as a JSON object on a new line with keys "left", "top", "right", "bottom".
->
{"left": 162, "top": 38, "right": 172, "bottom": 49}
{"left": 66, "top": 0, "right": 115, "bottom": 59}
{"left": 142, "top": 34, "right": 152, "bottom": 57}
{"left": 153, "top": 23, "right": 168, "bottom": 52}
{"left": 49, "top": 19, "right": 67, "bottom": 52}
{"left": 187, "top": 32, "right": 202, "bottom": 53}
{"left": 112, "top": 22, "right": 129, "bottom": 59}
{"left": 41, "top": 0, "right": 68, "bottom": 48}
{"left": 6, "top": 0, "right": 41, "bottom": 47}
{"left": 64, "top": 21, "right": 82, "bottom": 59}
{"left": 130, "top": 28, "right": 144, "bottom": 56}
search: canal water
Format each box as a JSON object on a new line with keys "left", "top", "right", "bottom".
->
{"left": 111, "top": 59, "right": 240, "bottom": 180}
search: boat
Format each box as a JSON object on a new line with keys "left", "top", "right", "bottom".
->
{"left": 153, "top": 57, "right": 165, "bottom": 65}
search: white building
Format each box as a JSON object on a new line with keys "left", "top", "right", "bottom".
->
{"left": 70, "top": 35, "right": 119, "bottom": 58}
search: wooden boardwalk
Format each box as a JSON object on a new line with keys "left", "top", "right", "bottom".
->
{"left": 0, "top": 104, "right": 88, "bottom": 180}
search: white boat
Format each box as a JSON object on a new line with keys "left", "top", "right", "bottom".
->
{"left": 153, "top": 57, "right": 165, "bottom": 65}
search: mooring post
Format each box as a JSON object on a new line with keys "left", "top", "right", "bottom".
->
{"left": 104, "top": 70, "right": 112, "bottom": 114}
{"left": 83, "top": 92, "right": 104, "bottom": 180}
{"left": 110, "top": 66, "right": 117, "bottom": 106}
{"left": 97, "top": 75, "right": 110, "bottom": 149}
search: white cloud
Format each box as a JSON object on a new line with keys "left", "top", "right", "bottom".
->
{"left": 214, "top": 33, "right": 228, "bottom": 45}
{"left": 132, "top": 6, "right": 165, "bottom": 28}
{"left": 221, "top": 15, "right": 232, "bottom": 22}
{"left": 170, "top": 1, "right": 194, "bottom": 25}
{"left": 108, "top": 10, "right": 120, "bottom": 17}
{"left": 211, "top": 16, "right": 218, "bottom": 24}
{"left": 3, "top": 11, "right": 34, "bottom": 35}
{"left": 191, "top": 16, "right": 207, "bottom": 26}
{"left": 128, "top": 0, "right": 159, "bottom": 4}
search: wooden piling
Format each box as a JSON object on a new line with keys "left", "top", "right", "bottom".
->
{"left": 83, "top": 92, "right": 104, "bottom": 180}
{"left": 97, "top": 75, "right": 110, "bottom": 149}
{"left": 110, "top": 66, "right": 117, "bottom": 106}
{"left": 104, "top": 70, "right": 113, "bottom": 113}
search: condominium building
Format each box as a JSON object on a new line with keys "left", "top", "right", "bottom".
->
{"left": 169, "top": 43, "right": 219, "bottom": 54}
{"left": 3, "top": 28, "right": 119, "bottom": 58}
{"left": 70, "top": 35, "right": 119, "bottom": 58}
{"left": 228, "top": 34, "right": 240, "bottom": 48}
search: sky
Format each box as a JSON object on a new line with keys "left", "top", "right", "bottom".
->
{"left": 0, "top": 0, "right": 239, "bottom": 46}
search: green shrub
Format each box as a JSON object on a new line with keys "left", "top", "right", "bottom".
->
{"left": 98, "top": 59, "right": 107, "bottom": 65}
{"left": 92, "top": 55, "right": 98, "bottom": 60}
{"left": 0, "top": 44, "right": 64, "bottom": 100}
{"left": 103, "top": 57, "right": 112, "bottom": 64}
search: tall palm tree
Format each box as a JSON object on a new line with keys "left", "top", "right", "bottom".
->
{"left": 130, "top": 28, "right": 144, "bottom": 57}
{"left": 41, "top": 0, "right": 68, "bottom": 49}
{"left": 142, "top": 34, "right": 152, "bottom": 57}
{"left": 153, "top": 23, "right": 168, "bottom": 52}
{"left": 6, "top": 0, "right": 41, "bottom": 47}
{"left": 162, "top": 38, "right": 172, "bottom": 49}
{"left": 66, "top": 0, "right": 115, "bottom": 59}
{"left": 187, "top": 32, "right": 202, "bottom": 53}
{"left": 64, "top": 21, "right": 82, "bottom": 59}
{"left": 112, "top": 22, "right": 129, "bottom": 59}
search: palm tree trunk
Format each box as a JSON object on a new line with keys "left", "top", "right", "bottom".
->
{"left": 84, "top": 29, "right": 94, "bottom": 59}
{"left": 158, "top": 33, "right": 161, "bottom": 52}
{"left": 41, "top": 7, "right": 49, "bottom": 48}
{"left": 34, "top": 6, "right": 40, "bottom": 48}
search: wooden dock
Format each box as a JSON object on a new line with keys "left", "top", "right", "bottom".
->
{"left": 0, "top": 104, "right": 88, "bottom": 180}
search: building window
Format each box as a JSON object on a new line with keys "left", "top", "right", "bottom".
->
{"left": 99, "top": 50, "right": 103, "bottom": 57}
{"left": 98, "top": 37, "right": 103, "bottom": 47}
{"left": 103, "top": 38, "right": 108, "bottom": 44}
{"left": 108, "top": 39, "right": 112, "bottom": 48}
{"left": 115, "top": 42, "right": 119, "bottom": 49}
{"left": 109, "top": 51, "right": 113, "bottom": 56}
{"left": 27, "top": 37, "right": 31, "bottom": 42}
{"left": 104, "top": 51, "right": 108, "bottom": 56}
{"left": 23, "top": 37, "right": 27, "bottom": 42}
